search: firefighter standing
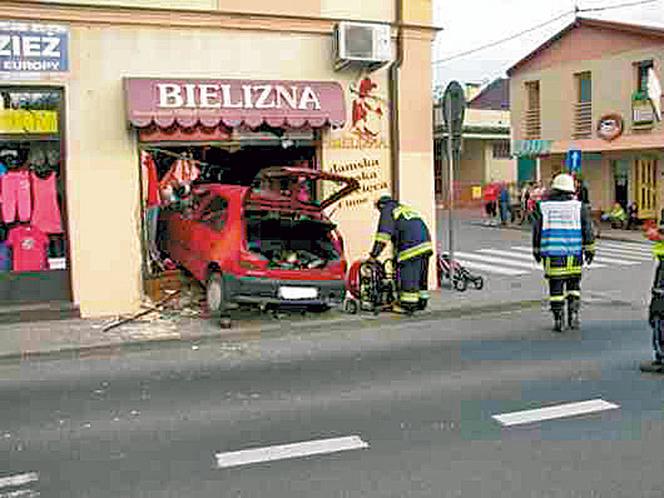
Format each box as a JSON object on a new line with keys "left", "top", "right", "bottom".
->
{"left": 369, "top": 195, "right": 433, "bottom": 313}
{"left": 532, "top": 173, "right": 595, "bottom": 332}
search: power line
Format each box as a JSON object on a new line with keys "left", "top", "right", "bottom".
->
{"left": 432, "top": 0, "right": 659, "bottom": 66}
{"left": 578, "top": 0, "right": 658, "bottom": 12}
{"left": 432, "top": 9, "right": 574, "bottom": 66}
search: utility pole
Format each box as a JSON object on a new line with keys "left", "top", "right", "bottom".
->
{"left": 442, "top": 81, "right": 466, "bottom": 278}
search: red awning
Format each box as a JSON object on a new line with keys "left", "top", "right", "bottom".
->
{"left": 124, "top": 78, "right": 346, "bottom": 129}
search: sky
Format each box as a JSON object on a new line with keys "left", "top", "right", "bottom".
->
{"left": 431, "top": 0, "right": 664, "bottom": 92}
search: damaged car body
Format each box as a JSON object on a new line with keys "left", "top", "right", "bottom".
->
{"left": 161, "top": 166, "right": 360, "bottom": 313}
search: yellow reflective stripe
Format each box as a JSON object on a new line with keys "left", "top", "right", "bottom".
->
{"left": 400, "top": 291, "right": 420, "bottom": 303}
{"left": 550, "top": 295, "right": 567, "bottom": 302}
{"left": 583, "top": 243, "right": 596, "bottom": 252}
{"left": 397, "top": 242, "right": 433, "bottom": 261}
{"left": 374, "top": 232, "right": 391, "bottom": 243}
{"left": 419, "top": 291, "right": 430, "bottom": 299}
{"left": 654, "top": 242, "right": 664, "bottom": 257}
{"left": 568, "top": 290, "right": 581, "bottom": 297}
{"left": 393, "top": 205, "right": 421, "bottom": 220}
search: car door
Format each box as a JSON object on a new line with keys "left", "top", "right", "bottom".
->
{"left": 166, "top": 190, "right": 209, "bottom": 271}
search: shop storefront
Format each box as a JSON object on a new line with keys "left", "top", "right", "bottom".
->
{"left": 0, "top": 1, "right": 436, "bottom": 319}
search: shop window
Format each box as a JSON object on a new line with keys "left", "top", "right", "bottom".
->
{"left": 0, "top": 87, "right": 71, "bottom": 305}
{"left": 524, "top": 81, "right": 541, "bottom": 139}
{"left": 573, "top": 72, "right": 592, "bottom": 138}
{"left": 492, "top": 141, "right": 511, "bottom": 159}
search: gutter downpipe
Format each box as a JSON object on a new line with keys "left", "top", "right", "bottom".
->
{"left": 389, "top": 0, "right": 404, "bottom": 200}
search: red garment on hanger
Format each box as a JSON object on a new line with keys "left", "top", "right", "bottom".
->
{"left": 6, "top": 225, "right": 49, "bottom": 272}
{"left": 159, "top": 157, "right": 200, "bottom": 189}
{"left": 1, "top": 170, "right": 31, "bottom": 223}
{"left": 141, "top": 151, "right": 160, "bottom": 208}
{"left": 31, "top": 172, "right": 63, "bottom": 234}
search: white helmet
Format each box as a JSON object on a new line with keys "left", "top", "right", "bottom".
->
{"left": 551, "top": 173, "right": 575, "bottom": 193}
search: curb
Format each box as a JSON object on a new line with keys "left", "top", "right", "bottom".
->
{"left": 0, "top": 299, "right": 544, "bottom": 363}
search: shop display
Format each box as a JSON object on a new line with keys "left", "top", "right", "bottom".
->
{"left": 0, "top": 142, "right": 66, "bottom": 274}
{"left": 5, "top": 224, "right": 49, "bottom": 272}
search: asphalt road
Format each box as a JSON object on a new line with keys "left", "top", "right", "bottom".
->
{"left": 1, "top": 299, "right": 663, "bottom": 498}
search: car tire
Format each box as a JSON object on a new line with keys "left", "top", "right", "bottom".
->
{"left": 206, "top": 271, "right": 225, "bottom": 314}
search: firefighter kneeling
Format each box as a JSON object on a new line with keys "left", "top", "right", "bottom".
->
{"left": 369, "top": 195, "right": 433, "bottom": 314}
{"left": 532, "top": 173, "right": 595, "bottom": 332}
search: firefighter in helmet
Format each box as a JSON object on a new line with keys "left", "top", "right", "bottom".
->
{"left": 533, "top": 173, "right": 595, "bottom": 332}
{"left": 369, "top": 194, "right": 433, "bottom": 313}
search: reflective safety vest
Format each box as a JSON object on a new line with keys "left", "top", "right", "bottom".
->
{"left": 539, "top": 200, "right": 583, "bottom": 258}
{"left": 373, "top": 202, "right": 433, "bottom": 262}
{"left": 654, "top": 240, "right": 664, "bottom": 259}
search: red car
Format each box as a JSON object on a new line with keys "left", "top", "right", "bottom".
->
{"left": 162, "top": 167, "right": 360, "bottom": 313}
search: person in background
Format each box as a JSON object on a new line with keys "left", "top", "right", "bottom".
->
{"left": 498, "top": 182, "right": 511, "bottom": 226}
{"left": 520, "top": 182, "right": 532, "bottom": 224}
{"left": 601, "top": 202, "right": 627, "bottom": 228}
{"left": 627, "top": 202, "right": 639, "bottom": 230}
{"left": 483, "top": 180, "right": 498, "bottom": 226}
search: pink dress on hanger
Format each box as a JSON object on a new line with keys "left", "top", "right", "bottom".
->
{"left": 31, "top": 172, "right": 63, "bottom": 234}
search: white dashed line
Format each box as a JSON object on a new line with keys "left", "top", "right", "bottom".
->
{"left": 492, "top": 399, "right": 620, "bottom": 427}
{"left": 0, "top": 473, "right": 39, "bottom": 489}
{"left": 215, "top": 435, "right": 369, "bottom": 469}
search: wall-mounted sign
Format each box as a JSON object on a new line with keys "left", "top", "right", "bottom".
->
{"left": 0, "top": 109, "right": 58, "bottom": 133}
{"left": 597, "top": 114, "right": 623, "bottom": 141}
{"left": 0, "top": 21, "right": 69, "bottom": 73}
{"left": 124, "top": 78, "right": 346, "bottom": 129}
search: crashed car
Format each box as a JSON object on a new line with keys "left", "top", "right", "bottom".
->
{"left": 162, "top": 167, "right": 360, "bottom": 313}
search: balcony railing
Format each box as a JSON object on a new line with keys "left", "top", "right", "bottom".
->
{"left": 573, "top": 101, "right": 592, "bottom": 139}
{"left": 524, "top": 108, "right": 541, "bottom": 139}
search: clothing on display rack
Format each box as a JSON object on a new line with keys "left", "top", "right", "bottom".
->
{"left": 1, "top": 170, "right": 31, "bottom": 223}
{"left": 30, "top": 171, "right": 63, "bottom": 234}
{"left": 0, "top": 240, "right": 10, "bottom": 272}
{"left": 6, "top": 224, "right": 49, "bottom": 272}
{"left": 141, "top": 151, "right": 160, "bottom": 209}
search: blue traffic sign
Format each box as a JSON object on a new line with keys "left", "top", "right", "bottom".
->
{"left": 566, "top": 149, "right": 581, "bottom": 172}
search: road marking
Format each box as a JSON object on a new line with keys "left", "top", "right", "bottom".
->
{"left": 454, "top": 259, "right": 528, "bottom": 276}
{"left": 596, "top": 247, "right": 652, "bottom": 260}
{"left": 600, "top": 242, "right": 652, "bottom": 254}
{"left": 492, "top": 399, "right": 619, "bottom": 427}
{"left": 215, "top": 435, "right": 369, "bottom": 469}
{"left": 483, "top": 248, "right": 608, "bottom": 269}
{"left": 0, "top": 472, "right": 38, "bottom": 489}
{"left": 456, "top": 251, "right": 541, "bottom": 270}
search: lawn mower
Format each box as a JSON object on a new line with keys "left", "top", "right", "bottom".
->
{"left": 436, "top": 252, "right": 484, "bottom": 292}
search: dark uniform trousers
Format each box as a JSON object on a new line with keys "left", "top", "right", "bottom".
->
{"left": 544, "top": 255, "right": 582, "bottom": 313}
{"left": 397, "top": 255, "right": 431, "bottom": 307}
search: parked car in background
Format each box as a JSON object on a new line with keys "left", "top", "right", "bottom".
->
{"left": 161, "top": 167, "right": 360, "bottom": 314}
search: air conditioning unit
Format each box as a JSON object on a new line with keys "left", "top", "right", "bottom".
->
{"left": 334, "top": 21, "right": 392, "bottom": 71}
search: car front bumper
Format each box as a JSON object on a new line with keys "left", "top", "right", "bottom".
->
{"left": 222, "top": 274, "right": 345, "bottom": 307}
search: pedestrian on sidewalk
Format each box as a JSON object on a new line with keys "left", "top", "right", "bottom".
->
{"left": 498, "top": 182, "right": 511, "bottom": 225}
{"left": 532, "top": 173, "right": 595, "bottom": 332}
{"left": 483, "top": 180, "right": 498, "bottom": 226}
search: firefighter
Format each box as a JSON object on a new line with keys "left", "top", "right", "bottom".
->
{"left": 532, "top": 173, "right": 595, "bottom": 332}
{"left": 369, "top": 195, "right": 433, "bottom": 313}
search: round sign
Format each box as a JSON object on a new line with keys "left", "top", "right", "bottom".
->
{"left": 597, "top": 114, "right": 624, "bottom": 141}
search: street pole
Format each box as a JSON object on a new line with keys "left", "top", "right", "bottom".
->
{"left": 446, "top": 102, "right": 455, "bottom": 275}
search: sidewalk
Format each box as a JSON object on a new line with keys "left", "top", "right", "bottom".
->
{"left": 0, "top": 287, "right": 548, "bottom": 362}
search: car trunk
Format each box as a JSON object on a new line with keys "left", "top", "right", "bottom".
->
{"left": 244, "top": 209, "right": 343, "bottom": 275}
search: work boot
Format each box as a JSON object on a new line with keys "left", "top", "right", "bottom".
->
{"left": 552, "top": 309, "right": 564, "bottom": 333}
{"left": 568, "top": 302, "right": 580, "bottom": 330}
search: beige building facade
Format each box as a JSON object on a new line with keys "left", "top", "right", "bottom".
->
{"left": 0, "top": 0, "right": 437, "bottom": 318}
{"left": 509, "top": 17, "right": 664, "bottom": 220}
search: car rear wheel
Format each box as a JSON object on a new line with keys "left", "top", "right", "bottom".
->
{"left": 206, "top": 271, "right": 225, "bottom": 313}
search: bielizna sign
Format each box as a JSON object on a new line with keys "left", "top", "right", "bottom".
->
{"left": 124, "top": 78, "right": 346, "bottom": 129}
{"left": 0, "top": 21, "right": 69, "bottom": 72}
